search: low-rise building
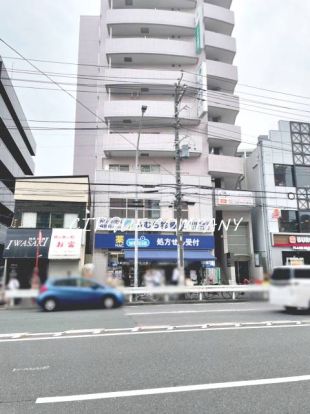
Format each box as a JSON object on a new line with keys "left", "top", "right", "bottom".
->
{"left": 246, "top": 120, "right": 310, "bottom": 272}
{"left": 2, "top": 176, "right": 90, "bottom": 287}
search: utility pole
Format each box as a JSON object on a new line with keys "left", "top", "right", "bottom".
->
{"left": 174, "top": 75, "right": 186, "bottom": 285}
{"left": 134, "top": 105, "right": 147, "bottom": 288}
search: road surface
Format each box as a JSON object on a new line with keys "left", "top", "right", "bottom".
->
{"left": 1, "top": 302, "right": 310, "bottom": 413}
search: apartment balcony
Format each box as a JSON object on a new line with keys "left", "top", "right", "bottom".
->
{"left": 104, "top": 62, "right": 237, "bottom": 95}
{"left": 106, "top": 9, "right": 194, "bottom": 37}
{"left": 208, "top": 154, "right": 244, "bottom": 176}
{"left": 103, "top": 100, "right": 200, "bottom": 128}
{"left": 103, "top": 68, "right": 196, "bottom": 95}
{"left": 206, "top": 0, "right": 232, "bottom": 9}
{"left": 206, "top": 60, "right": 238, "bottom": 93}
{"left": 203, "top": 3, "right": 234, "bottom": 35}
{"left": 0, "top": 138, "right": 25, "bottom": 178}
{"left": 109, "top": 0, "right": 197, "bottom": 10}
{"left": 105, "top": 38, "right": 197, "bottom": 66}
{"left": 204, "top": 31, "right": 236, "bottom": 64}
{"left": 96, "top": 169, "right": 212, "bottom": 191}
{"left": 208, "top": 122, "right": 241, "bottom": 154}
{"left": 103, "top": 134, "right": 202, "bottom": 158}
{"left": 214, "top": 189, "right": 255, "bottom": 211}
{"left": 208, "top": 91, "right": 239, "bottom": 124}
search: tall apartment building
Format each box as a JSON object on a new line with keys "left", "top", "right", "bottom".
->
{"left": 246, "top": 120, "right": 310, "bottom": 272}
{"left": 74, "top": 0, "right": 257, "bottom": 284}
{"left": 0, "top": 57, "right": 35, "bottom": 262}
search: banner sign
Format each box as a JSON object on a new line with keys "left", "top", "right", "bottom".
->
{"left": 96, "top": 217, "right": 215, "bottom": 233}
{"left": 95, "top": 233, "right": 215, "bottom": 250}
{"left": 3, "top": 228, "right": 52, "bottom": 259}
{"left": 48, "top": 229, "right": 83, "bottom": 260}
{"left": 273, "top": 233, "right": 310, "bottom": 250}
{"left": 215, "top": 190, "right": 255, "bottom": 207}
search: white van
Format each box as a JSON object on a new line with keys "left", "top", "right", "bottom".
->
{"left": 270, "top": 266, "right": 310, "bottom": 310}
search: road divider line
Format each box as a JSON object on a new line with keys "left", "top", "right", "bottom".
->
{"left": 36, "top": 374, "right": 310, "bottom": 404}
{"left": 1, "top": 323, "right": 310, "bottom": 343}
{"left": 13, "top": 366, "right": 50, "bottom": 372}
{"left": 126, "top": 308, "right": 271, "bottom": 316}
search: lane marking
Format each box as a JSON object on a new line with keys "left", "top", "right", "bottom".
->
{"left": 126, "top": 308, "right": 272, "bottom": 316}
{"left": 13, "top": 366, "right": 50, "bottom": 372}
{"left": 1, "top": 323, "right": 310, "bottom": 343}
{"left": 36, "top": 374, "right": 310, "bottom": 404}
{"left": 0, "top": 320, "right": 309, "bottom": 341}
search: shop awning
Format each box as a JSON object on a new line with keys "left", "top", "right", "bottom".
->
{"left": 124, "top": 250, "right": 216, "bottom": 262}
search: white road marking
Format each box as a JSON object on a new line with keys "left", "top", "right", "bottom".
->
{"left": 0, "top": 322, "right": 310, "bottom": 343}
{"left": 13, "top": 366, "right": 49, "bottom": 372}
{"left": 126, "top": 308, "right": 271, "bottom": 316}
{"left": 36, "top": 374, "right": 310, "bottom": 404}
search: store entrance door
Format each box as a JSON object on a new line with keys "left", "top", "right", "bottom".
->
{"left": 235, "top": 261, "right": 249, "bottom": 284}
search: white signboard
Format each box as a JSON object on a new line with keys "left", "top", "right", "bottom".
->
{"left": 197, "top": 61, "right": 208, "bottom": 118}
{"left": 94, "top": 217, "right": 244, "bottom": 234}
{"left": 48, "top": 229, "right": 83, "bottom": 260}
{"left": 215, "top": 190, "right": 255, "bottom": 207}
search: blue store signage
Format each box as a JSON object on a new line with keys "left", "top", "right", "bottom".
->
{"left": 95, "top": 233, "right": 214, "bottom": 250}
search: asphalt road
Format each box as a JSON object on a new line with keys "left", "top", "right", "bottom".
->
{"left": 1, "top": 302, "right": 310, "bottom": 414}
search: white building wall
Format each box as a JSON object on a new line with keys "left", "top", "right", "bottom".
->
{"left": 74, "top": 0, "right": 253, "bottom": 277}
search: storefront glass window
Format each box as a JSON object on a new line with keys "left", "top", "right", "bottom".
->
{"left": 278, "top": 210, "right": 298, "bottom": 232}
{"left": 274, "top": 164, "right": 294, "bottom": 187}
{"left": 299, "top": 211, "right": 310, "bottom": 232}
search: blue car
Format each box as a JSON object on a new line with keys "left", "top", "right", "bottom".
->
{"left": 37, "top": 277, "right": 125, "bottom": 311}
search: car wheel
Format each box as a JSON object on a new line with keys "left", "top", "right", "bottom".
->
{"left": 285, "top": 306, "right": 297, "bottom": 313}
{"left": 102, "top": 296, "right": 116, "bottom": 309}
{"left": 43, "top": 298, "right": 57, "bottom": 312}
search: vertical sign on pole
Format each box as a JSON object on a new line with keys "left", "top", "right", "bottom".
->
{"left": 197, "top": 61, "right": 207, "bottom": 118}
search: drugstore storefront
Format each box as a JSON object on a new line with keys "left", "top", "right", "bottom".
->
{"left": 94, "top": 232, "right": 216, "bottom": 285}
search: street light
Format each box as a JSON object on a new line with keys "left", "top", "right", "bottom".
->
{"left": 134, "top": 105, "right": 147, "bottom": 287}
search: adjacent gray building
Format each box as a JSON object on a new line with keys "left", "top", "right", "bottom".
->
{"left": 246, "top": 120, "right": 310, "bottom": 273}
{"left": 0, "top": 57, "right": 36, "bottom": 260}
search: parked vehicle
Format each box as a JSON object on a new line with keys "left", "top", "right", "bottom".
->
{"left": 270, "top": 266, "right": 310, "bottom": 311}
{"left": 37, "top": 277, "right": 125, "bottom": 311}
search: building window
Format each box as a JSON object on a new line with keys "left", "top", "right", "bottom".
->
{"left": 109, "top": 164, "right": 129, "bottom": 172}
{"left": 274, "top": 164, "right": 294, "bottom": 187}
{"left": 50, "top": 213, "right": 64, "bottom": 228}
{"left": 109, "top": 199, "right": 160, "bottom": 219}
{"left": 64, "top": 213, "right": 79, "bottom": 229}
{"left": 278, "top": 210, "right": 298, "bottom": 232}
{"left": 174, "top": 202, "right": 189, "bottom": 220}
{"left": 295, "top": 166, "right": 310, "bottom": 188}
{"left": 21, "top": 212, "right": 78, "bottom": 228}
{"left": 140, "top": 164, "right": 160, "bottom": 173}
{"left": 36, "top": 212, "right": 50, "bottom": 228}
{"left": 299, "top": 211, "right": 310, "bottom": 233}
{"left": 21, "top": 212, "right": 36, "bottom": 228}
{"left": 209, "top": 147, "right": 221, "bottom": 155}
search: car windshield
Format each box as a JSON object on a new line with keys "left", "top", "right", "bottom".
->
{"left": 271, "top": 268, "right": 291, "bottom": 281}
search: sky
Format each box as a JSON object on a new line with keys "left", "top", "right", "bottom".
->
{"left": 1, "top": 0, "right": 310, "bottom": 174}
